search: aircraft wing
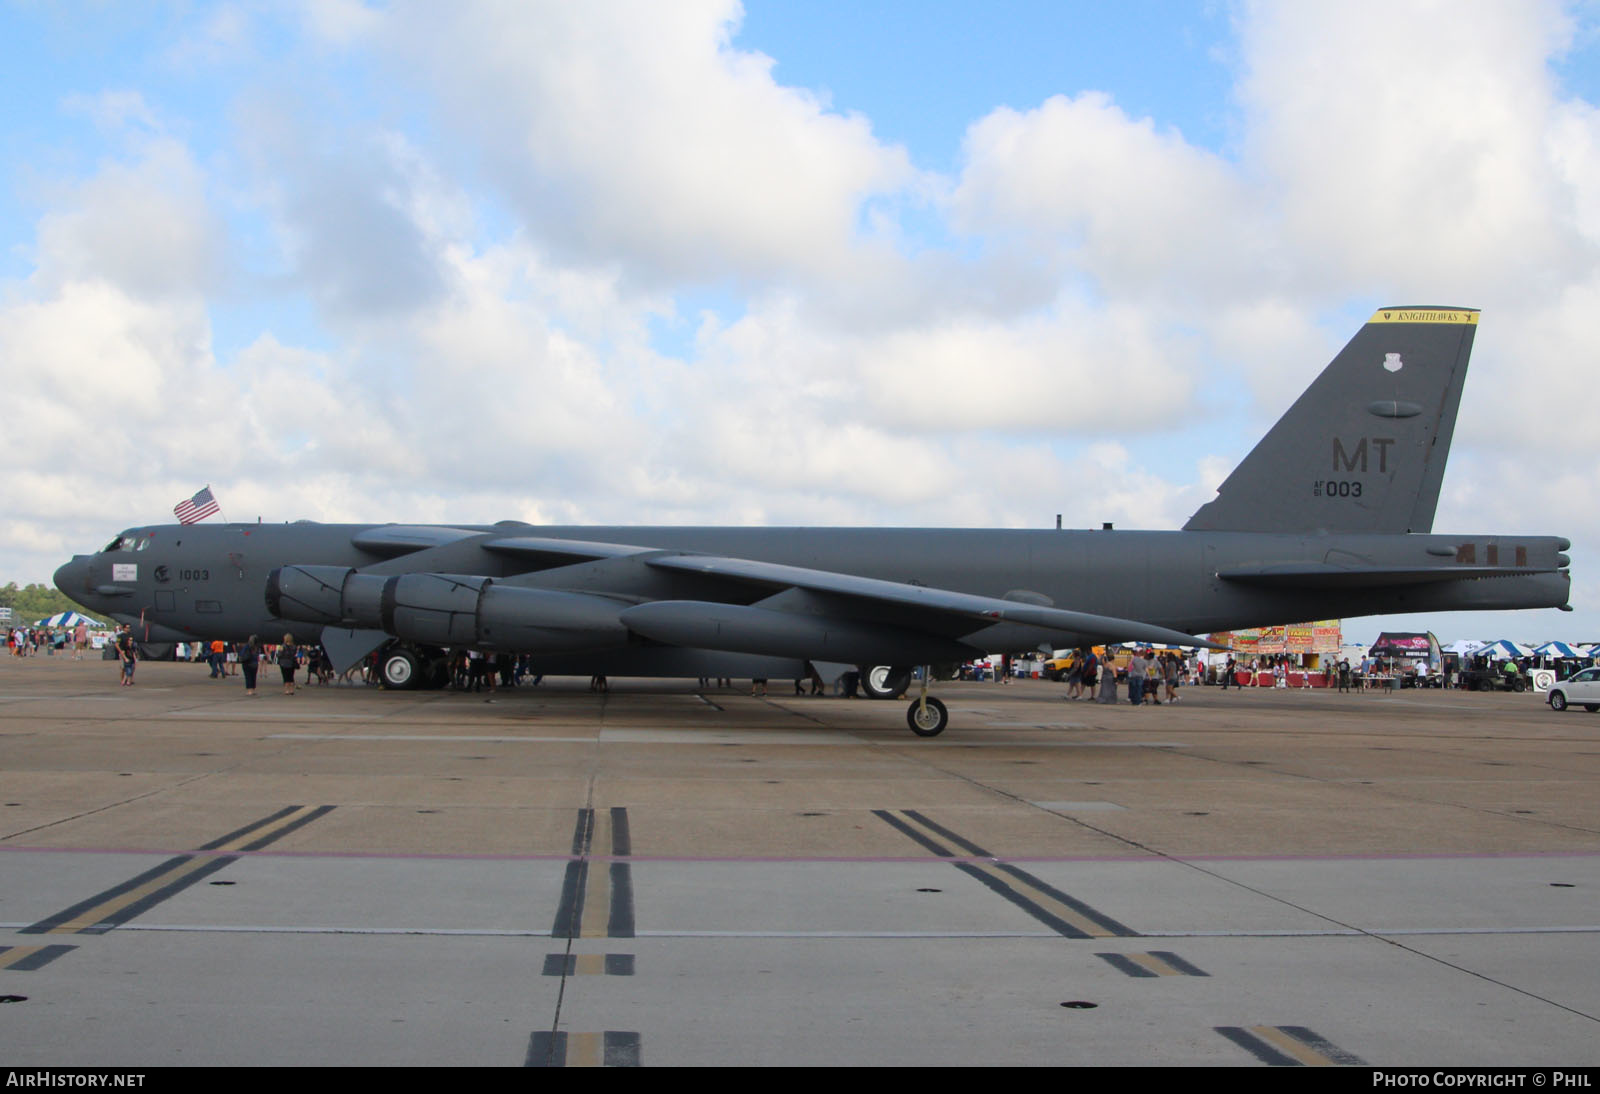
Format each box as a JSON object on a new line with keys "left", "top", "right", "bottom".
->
{"left": 637, "top": 553, "right": 1219, "bottom": 652}
{"left": 482, "top": 535, "right": 654, "bottom": 567}
{"left": 349, "top": 525, "right": 483, "bottom": 556}
{"left": 269, "top": 543, "right": 1218, "bottom": 675}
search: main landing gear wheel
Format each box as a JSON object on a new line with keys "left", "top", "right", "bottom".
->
{"left": 380, "top": 647, "right": 420, "bottom": 690}
{"left": 906, "top": 696, "right": 949, "bottom": 737}
{"left": 861, "top": 665, "right": 912, "bottom": 700}
{"left": 426, "top": 656, "right": 451, "bottom": 690}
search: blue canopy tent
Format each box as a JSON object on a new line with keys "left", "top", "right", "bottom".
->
{"left": 1532, "top": 641, "right": 1586, "bottom": 660}
{"left": 34, "top": 611, "right": 106, "bottom": 629}
{"left": 1469, "top": 640, "right": 1533, "bottom": 660}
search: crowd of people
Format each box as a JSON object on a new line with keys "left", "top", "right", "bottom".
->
{"left": 32, "top": 627, "right": 1569, "bottom": 704}
{"left": 5, "top": 619, "right": 92, "bottom": 659}
{"left": 92, "top": 630, "right": 326, "bottom": 694}
{"left": 1048, "top": 647, "right": 1189, "bottom": 705}
{"left": 145, "top": 640, "right": 566, "bottom": 696}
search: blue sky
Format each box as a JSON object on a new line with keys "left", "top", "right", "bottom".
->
{"left": 737, "top": 1, "right": 1239, "bottom": 169}
{"left": 3, "top": 1, "right": 1599, "bottom": 646}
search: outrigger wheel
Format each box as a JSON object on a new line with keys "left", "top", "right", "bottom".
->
{"left": 906, "top": 666, "right": 949, "bottom": 736}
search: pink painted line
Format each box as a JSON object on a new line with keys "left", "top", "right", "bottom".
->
{"left": 1, "top": 844, "right": 1597, "bottom": 865}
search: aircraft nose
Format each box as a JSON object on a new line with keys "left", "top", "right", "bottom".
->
{"left": 54, "top": 555, "right": 90, "bottom": 597}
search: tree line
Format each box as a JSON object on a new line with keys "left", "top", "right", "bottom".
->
{"left": 0, "top": 583, "right": 106, "bottom": 625}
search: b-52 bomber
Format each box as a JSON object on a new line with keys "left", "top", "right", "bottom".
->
{"left": 56, "top": 307, "right": 1571, "bottom": 735}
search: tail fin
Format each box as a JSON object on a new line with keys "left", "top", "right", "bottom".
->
{"left": 1183, "top": 306, "right": 1477, "bottom": 535}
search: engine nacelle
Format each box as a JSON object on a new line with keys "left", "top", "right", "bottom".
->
{"left": 267, "top": 567, "right": 629, "bottom": 653}
{"left": 265, "top": 565, "right": 363, "bottom": 625}
{"left": 473, "top": 584, "right": 632, "bottom": 652}
{"left": 383, "top": 572, "right": 488, "bottom": 647}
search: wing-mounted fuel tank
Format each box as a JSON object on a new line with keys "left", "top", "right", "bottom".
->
{"left": 266, "top": 565, "right": 629, "bottom": 653}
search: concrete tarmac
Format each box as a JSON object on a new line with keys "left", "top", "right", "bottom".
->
{"left": 1, "top": 656, "right": 1597, "bottom": 1066}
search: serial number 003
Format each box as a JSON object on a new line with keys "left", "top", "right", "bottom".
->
{"left": 180, "top": 568, "right": 211, "bottom": 581}
{"left": 1314, "top": 481, "right": 1364, "bottom": 498}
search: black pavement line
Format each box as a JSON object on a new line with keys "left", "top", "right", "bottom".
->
{"left": 20, "top": 855, "right": 213, "bottom": 935}
{"left": 900, "top": 808, "right": 994, "bottom": 857}
{"left": 608, "top": 807, "right": 631, "bottom": 857}
{"left": 948, "top": 861, "right": 1091, "bottom": 939}
{"left": 886, "top": 809, "right": 1139, "bottom": 937}
{"left": 553, "top": 808, "right": 596, "bottom": 938}
{"left": 604, "top": 1032, "right": 641, "bottom": 1067}
{"left": 551, "top": 859, "right": 588, "bottom": 939}
{"left": 872, "top": 809, "right": 954, "bottom": 857}
{"left": 236, "top": 805, "right": 336, "bottom": 852}
{"left": 608, "top": 862, "right": 635, "bottom": 939}
{"left": 19, "top": 857, "right": 187, "bottom": 933}
{"left": 879, "top": 809, "right": 1132, "bottom": 937}
{"left": 1149, "top": 950, "right": 1209, "bottom": 977}
{"left": 197, "top": 805, "right": 306, "bottom": 850}
{"left": 1215, "top": 1026, "right": 1302, "bottom": 1067}
{"left": 990, "top": 861, "right": 1139, "bottom": 937}
{"left": 524, "top": 1031, "right": 637, "bottom": 1067}
{"left": 606, "top": 807, "right": 634, "bottom": 937}
{"left": 0, "top": 945, "right": 77, "bottom": 971}
{"left": 21, "top": 805, "right": 339, "bottom": 936}
{"left": 76, "top": 857, "right": 235, "bottom": 933}
{"left": 542, "top": 954, "right": 635, "bottom": 976}
{"left": 570, "top": 808, "right": 594, "bottom": 857}
{"left": 1280, "top": 1026, "right": 1367, "bottom": 1066}
{"left": 526, "top": 1031, "right": 566, "bottom": 1067}
{"left": 1096, "top": 953, "right": 1158, "bottom": 977}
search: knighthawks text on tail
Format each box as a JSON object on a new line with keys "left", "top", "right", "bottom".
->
{"left": 57, "top": 307, "right": 1571, "bottom": 735}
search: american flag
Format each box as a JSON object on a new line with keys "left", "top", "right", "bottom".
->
{"left": 173, "top": 487, "right": 220, "bottom": 525}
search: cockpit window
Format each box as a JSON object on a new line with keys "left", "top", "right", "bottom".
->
{"left": 100, "top": 531, "right": 148, "bottom": 552}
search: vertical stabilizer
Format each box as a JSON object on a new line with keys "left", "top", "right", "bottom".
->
{"left": 1184, "top": 307, "right": 1477, "bottom": 534}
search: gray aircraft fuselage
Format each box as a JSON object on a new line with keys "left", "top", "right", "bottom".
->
{"left": 56, "top": 520, "right": 1571, "bottom": 651}
{"left": 53, "top": 307, "right": 1576, "bottom": 724}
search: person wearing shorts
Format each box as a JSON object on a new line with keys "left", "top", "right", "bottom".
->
{"left": 116, "top": 626, "right": 136, "bottom": 686}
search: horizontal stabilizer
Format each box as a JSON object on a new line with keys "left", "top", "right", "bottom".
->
{"left": 1217, "top": 564, "right": 1556, "bottom": 589}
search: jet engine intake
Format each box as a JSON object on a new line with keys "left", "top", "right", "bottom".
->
{"left": 266, "top": 565, "right": 365, "bottom": 625}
